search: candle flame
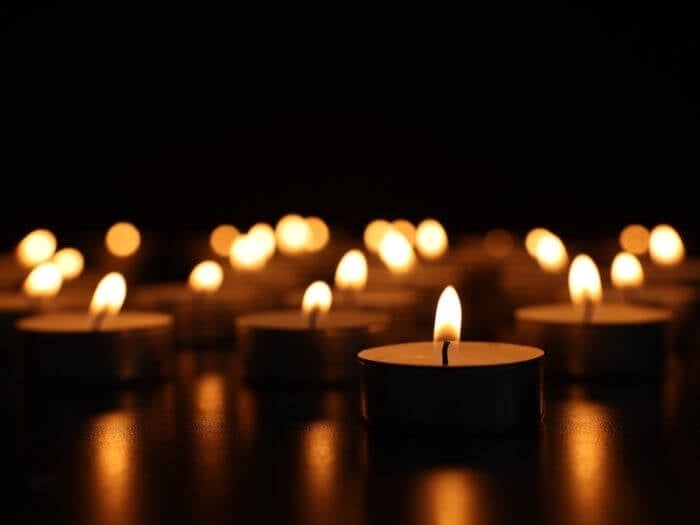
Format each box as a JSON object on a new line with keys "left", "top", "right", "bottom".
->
{"left": 248, "top": 223, "right": 276, "bottom": 259}
{"left": 210, "top": 224, "right": 239, "bottom": 257}
{"left": 378, "top": 228, "right": 416, "bottom": 274}
{"left": 105, "top": 222, "right": 141, "bottom": 258}
{"left": 90, "top": 272, "right": 127, "bottom": 316}
{"left": 23, "top": 261, "right": 63, "bottom": 298}
{"left": 415, "top": 219, "right": 448, "bottom": 260}
{"left": 302, "top": 281, "right": 332, "bottom": 315}
{"left": 335, "top": 249, "right": 368, "bottom": 291}
{"left": 619, "top": 224, "right": 649, "bottom": 255}
{"left": 276, "top": 214, "right": 311, "bottom": 255}
{"left": 611, "top": 252, "right": 644, "bottom": 289}
{"left": 52, "top": 247, "right": 84, "bottom": 280}
{"left": 188, "top": 260, "right": 223, "bottom": 292}
{"left": 433, "top": 286, "right": 461, "bottom": 342}
{"left": 392, "top": 219, "right": 416, "bottom": 245}
{"left": 525, "top": 228, "right": 551, "bottom": 258}
{"left": 535, "top": 232, "right": 568, "bottom": 273}
{"left": 649, "top": 224, "right": 684, "bottom": 266}
{"left": 305, "top": 216, "right": 330, "bottom": 252}
{"left": 363, "top": 219, "right": 391, "bottom": 253}
{"left": 16, "top": 229, "right": 57, "bottom": 268}
{"left": 229, "top": 234, "right": 269, "bottom": 271}
{"left": 568, "top": 254, "right": 602, "bottom": 305}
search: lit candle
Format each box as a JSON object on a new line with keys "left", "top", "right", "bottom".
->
{"left": 515, "top": 254, "right": 671, "bottom": 378}
{"left": 0, "top": 229, "right": 57, "bottom": 291}
{"left": 358, "top": 286, "right": 544, "bottom": 434}
{"left": 237, "top": 280, "right": 389, "bottom": 384}
{"left": 19, "top": 272, "right": 174, "bottom": 384}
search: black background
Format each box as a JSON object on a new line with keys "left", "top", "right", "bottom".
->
{"left": 1, "top": 3, "right": 698, "bottom": 247}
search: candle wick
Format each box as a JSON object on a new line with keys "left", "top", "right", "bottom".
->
{"left": 91, "top": 310, "right": 108, "bottom": 331}
{"left": 582, "top": 299, "right": 594, "bottom": 323}
{"left": 441, "top": 340, "right": 450, "bottom": 367}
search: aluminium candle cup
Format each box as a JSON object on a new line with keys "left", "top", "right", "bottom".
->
{"left": 19, "top": 311, "right": 175, "bottom": 385}
{"left": 236, "top": 310, "right": 390, "bottom": 385}
{"left": 514, "top": 303, "right": 671, "bottom": 379}
{"left": 357, "top": 342, "right": 544, "bottom": 435}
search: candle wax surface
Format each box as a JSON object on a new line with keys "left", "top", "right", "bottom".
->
{"left": 238, "top": 310, "right": 388, "bottom": 331}
{"left": 358, "top": 341, "right": 543, "bottom": 367}
{"left": 18, "top": 311, "right": 172, "bottom": 333}
{"left": 516, "top": 303, "right": 670, "bottom": 325}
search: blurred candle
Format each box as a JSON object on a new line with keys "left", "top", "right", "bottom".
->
{"left": 16, "top": 229, "right": 57, "bottom": 268}
{"left": 415, "top": 219, "right": 448, "bottom": 260}
{"left": 105, "top": 222, "right": 141, "bottom": 258}
{"left": 619, "top": 224, "right": 650, "bottom": 255}
{"left": 52, "top": 247, "right": 85, "bottom": 281}
{"left": 363, "top": 220, "right": 391, "bottom": 254}
{"left": 649, "top": 224, "right": 684, "bottom": 266}
{"left": 210, "top": 224, "right": 240, "bottom": 257}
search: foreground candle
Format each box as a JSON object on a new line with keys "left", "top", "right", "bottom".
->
{"left": 237, "top": 280, "right": 389, "bottom": 385}
{"left": 19, "top": 272, "right": 174, "bottom": 384}
{"left": 358, "top": 286, "right": 544, "bottom": 434}
{"left": 515, "top": 254, "right": 671, "bottom": 378}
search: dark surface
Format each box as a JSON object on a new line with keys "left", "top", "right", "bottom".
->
{"left": 5, "top": 345, "right": 700, "bottom": 525}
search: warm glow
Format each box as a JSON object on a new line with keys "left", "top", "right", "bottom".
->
{"left": 188, "top": 260, "right": 223, "bottom": 292}
{"left": 525, "top": 228, "right": 551, "bottom": 258}
{"left": 379, "top": 228, "right": 416, "bottom": 273}
{"left": 483, "top": 228, "right": 513, "bottom": 258}
{"left": 16, "top": 229, "right": 57, "bottom": 268}
{"left": 433, "top": 286, "right": 462, "bottom": 342}
{"left": 276, "top": 214, "right": 311, "bottom": 255}
{"left": 334, "top": 250, "right": 368, "bottom": 291}
{"left": 210, "top": 224, "right": 239, "bottom": 257}
{"left": 90, "top": 272, "right": 127, "bottom": 316}
{"left": 305, "top": 216, "right": 330, "bottom": 252}
{"left": 363, "top": 219, "right": 391, "bottom": 253}
{"left": 610, "top": 252, "right": 644, "bottom": 289}
{"left": 415, "top": 219, "right": 448, "bottom": 260}
{"left": 302, "top": 281, "right": 332, "bottom": 315}
{"left": 52, "top": 247, "right": 84, "bottom": 280}
{"left": 229, "top": 234, "right": 268, "bottom": 271}
{"left": 105, "top": 222, "right": 141, "bottom": 257}
{"left": 248, "top": 222, "right": 276, "bottom": 259}
{"left": 535, "top": 233, "right": 568, "bottom": 273}
{"left": 568, "top": 255, "right": 603, "bottom": 305}
{"left": 392, "top": 219, "right": 416, "bottom": 245}
{"left": 619, "top": 224, "right": 649, "bottom": 255}
{"left": 23, "top": 262, "right": 63, "bottom": 298}
{"left": 649, "top": 224, "right": 685, "bottom": 266}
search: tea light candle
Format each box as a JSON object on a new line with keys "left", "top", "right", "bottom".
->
{"left": 237, "top": 280, "right": 389, "bottom": 385}
{"left": 19, "top": 272, "right": 174, "bottom": 384}
{"left": 515, "top": 254, "right": 671, "bottom": 378}
{"left": 358, "top": 286, "right": 544, "bottom": 434}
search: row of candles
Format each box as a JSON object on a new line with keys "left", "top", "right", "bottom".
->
{"left": 1, "top": 216, "right": 695, "bottom": 434}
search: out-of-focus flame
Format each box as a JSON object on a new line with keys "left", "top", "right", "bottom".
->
{"left": 525, "top": 228, "right": 551, "bottom": 258}
{"left": 23, "top": 261, "right": 63, "bottom": 298}
{"left": 105, "top": 222, "right": 141, "bottom": 258}
{"left": 16, "top": 229, "right": 57, "bottom": 268}
{"left": 378, "top": 229, "right": 416, "bottom": 273}
{"left": 363, "top": 220, "right": 391, "bottom": 254}
{"left": 483, "top": 228, "right": 513, "bottom": 258}
{"left": 619, "top": 224, "right": 649, "bottom": 255}
{"left": 611, "top": 252, "right": 644, "bottom": 289}
{"left": 302, "top": 281, "right": 332, "bottom": 315}
{"left": 649, "top": 224, "right": 685, "bottom": 266}
{"left": 90, "top": 272, "right": 127, "bottom": 316}
{"left": 248, "top": 223, "right": 276, "bottom": 259}
{"left": 210, "top": 224, "right": 239, "bottom": 257}
{"left": 276, "top": 214, "right": 311, "bottom": 255}
{"left": 392, "top": 219, "right": 416, "bottom": 245}
{"left": 305, "top": 217, "right": 330, "bottom": 252}
{"left": 334, "top": 250, "right": 368, "bottom": 291}
{"left": 52, "top": 247, "right": 84, "bottom": 280}
{"left": 569, "top": 255, "right": 602, "bottom": 305}
{"left": 535, "top": 233, "right": 568, "bottom": 273}
{"left": 188, "top": 260, "right": 223, "bottom": 292}
{"left": 433, "top": 286, "right": 461, "bottom": 342}
{"left": 229, "top": 234, "right": 268, "bottom": 271}
{"left": 415, "top": 219, "right": 448, "bottom": 260}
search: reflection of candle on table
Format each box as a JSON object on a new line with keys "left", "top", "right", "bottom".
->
{"left": 359, "top": 286, "right": 544, "bottom": 434}
{"left": 19, "top": 272, "right": 174, "bottom": 384}
{"left": 515, "top": 254, "right": 671, "bottom": 378}
{"left": 237, "top": 280, "right": 389, "bottom": 385}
